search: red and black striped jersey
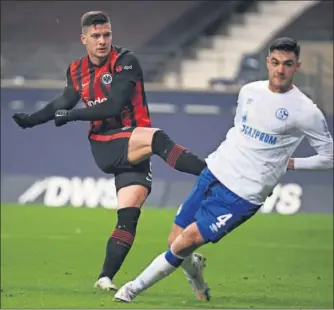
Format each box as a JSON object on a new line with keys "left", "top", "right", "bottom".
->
{"left": 66, "top": 45, "right": 151, "bottom": 134}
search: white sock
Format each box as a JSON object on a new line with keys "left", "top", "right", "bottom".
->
{"left": 181, "top": 253, "right": 197, "bottom": 277}
{"left": 131, "top": 251, "right": 178, "bottom": 293}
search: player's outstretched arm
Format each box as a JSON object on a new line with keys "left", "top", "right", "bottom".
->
{"left": 289, "top": 106, "right": 333, "bottom": 170}
{"left": 12, "top": 67, "right": 80, "bottom": 129}
{"left": 54, "top": 52, "right": 140, "bottom": 126}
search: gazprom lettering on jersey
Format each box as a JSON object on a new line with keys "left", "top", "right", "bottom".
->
{"left": 241, "top": 124, "right": 277, "bottom": 145}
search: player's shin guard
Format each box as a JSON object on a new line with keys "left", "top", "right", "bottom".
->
{"left": 151, "top": 130, "right": 206, "bottom": 176}
{"left": 98, "top": 207, "right": 141, "bottom": 281}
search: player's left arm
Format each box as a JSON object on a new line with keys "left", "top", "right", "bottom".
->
{"left": 59, "top": 52, "right": 141, "bottom": 123}
{"left": 288, "top": 105, "right": 333, "bottom": 170}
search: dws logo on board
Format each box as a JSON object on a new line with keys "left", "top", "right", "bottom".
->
{"left": 18, "top": 176, "right": 304, "bottom": 214}
{"left": 18, "top": 177, "right": 118, "bottom": 209}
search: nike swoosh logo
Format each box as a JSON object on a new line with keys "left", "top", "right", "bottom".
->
{"left": 82, "top": 82, "right": 89, "bottom": 87}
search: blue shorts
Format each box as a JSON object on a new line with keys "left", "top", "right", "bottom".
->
{"left": 174, "top": 168, "right": 261, "bottom": 244}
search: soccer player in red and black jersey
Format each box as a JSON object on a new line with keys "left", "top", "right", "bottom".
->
{"left": 13, "top": 11, "right": 206, "bottom": 290}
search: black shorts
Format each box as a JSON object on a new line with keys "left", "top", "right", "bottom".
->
{"left": 89, "top": 127, "right": 152, "bottom": 193}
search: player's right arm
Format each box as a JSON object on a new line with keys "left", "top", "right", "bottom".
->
{"left": 12, "top": 66, "right": 80, "bottom": 129}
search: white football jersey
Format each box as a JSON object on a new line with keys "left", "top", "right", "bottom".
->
{"left": 206, "top": 80, "right": 333, "bottom": 205}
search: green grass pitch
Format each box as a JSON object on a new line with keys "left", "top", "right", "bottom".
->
{"left": 1, "top": 203, "right": 333, "bottom": 309}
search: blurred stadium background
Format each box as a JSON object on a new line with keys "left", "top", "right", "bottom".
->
{"left": 1, "top": 1, "right": 333, "bottom": 308}
{"left": 1, "top": 0, "right": 333, "bottom": 211}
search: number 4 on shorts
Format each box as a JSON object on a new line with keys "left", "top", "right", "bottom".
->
{"left": 210, "top": 213, "right": 233, "bottom": 233}
{"left": 216, "top": 214, "right": 233, "bottom": 228}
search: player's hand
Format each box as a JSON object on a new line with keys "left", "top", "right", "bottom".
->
{"left": 55, "top": 109, "right": 70, "bottom": 127}
{"left": 12, "top": 112, "right": 35, "bottom": 129}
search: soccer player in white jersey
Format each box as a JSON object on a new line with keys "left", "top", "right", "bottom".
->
{"left": 114, "top": 37, "right": 333, "bottom": 303}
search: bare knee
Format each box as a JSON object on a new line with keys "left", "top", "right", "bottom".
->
{"left": 167, "top": 224, "right": 184, "bottom": 246}
{"left": 180, "top": 225, "right": 204, "bottom": 246}
{"left": 131, "top": 127, "right": 160, "bottom": 146}
{"left": 117, "top": 185, "right": 149, "bottom": 209}
{"left": 128, "top": 127, "right": 160, "bottom": 164}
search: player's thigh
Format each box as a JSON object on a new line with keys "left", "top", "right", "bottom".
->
{"left": 174, "top": 167, "right": 217, "bottom": 230}
{"left": 115, "top": 158, "right": 152, "bottom": 209}
{"left": 89, "top": 127, "right": 134, "bottom": 174}
{"left": 127, "top": 127, "right": 160, "bottom": 164}
{"left": 195, "top": 192, "right": 261, "bottom": 244}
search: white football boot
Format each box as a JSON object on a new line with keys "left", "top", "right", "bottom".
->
{"left": 113, "top": 281, "right": 137, "bottom": 303}
{"left": 94, "top": 276, "right": 118, "bottom": 291}
{"left": 183, "top": 253, "right": 210, "bottom": 301}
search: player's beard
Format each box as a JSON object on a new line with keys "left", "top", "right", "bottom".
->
{"left": 271, "top": 76, "right": 293, "bottom": 93}
{"left": 278, "top": 79, "right": 293, "bottom": 93}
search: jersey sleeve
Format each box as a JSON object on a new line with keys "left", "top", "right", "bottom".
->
{"left": 294, "top": 105, "right": 333, "bottom": 170}
{"left": 63, "top": 65, "right": 80, "bottom": 100}
{"left": 234, "top": 86, "right": 245, "bottom": 125}
{"left": 113, "top": 52, "right": 142, "bottom": 83}
{"left": 65, "top": 66, "right": 75, "bottom": 87}
{"left": 29, "top": 65, "right": 80, "bottom": 125}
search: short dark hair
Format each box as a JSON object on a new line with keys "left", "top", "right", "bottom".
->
{"left": 81, "top": 11, "right": 110, "bottom": 28}
{"left": 269, "top": 37, "right": 300, "bottom": 59}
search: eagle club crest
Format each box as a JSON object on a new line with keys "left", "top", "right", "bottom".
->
{"left": 101, "top": 73, "right": 112, "bottom": 85}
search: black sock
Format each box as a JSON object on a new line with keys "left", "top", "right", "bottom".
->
{"left": 151, "top": 130, "right": 206, "bottom": 176}
{"left": 98, "top": 207, "right": 141, "bottom": 281}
